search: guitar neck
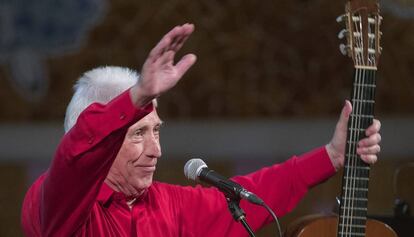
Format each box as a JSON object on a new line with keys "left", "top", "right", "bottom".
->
{"left": 337, "top": 68, "right": 377, "bottom": 237}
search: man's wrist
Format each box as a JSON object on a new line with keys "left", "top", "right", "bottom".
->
{"left": 325, "top": 143, "right": 343, "bottom": 171}
{"left": 129, "top": 84, "right": 155, "bottom": 108}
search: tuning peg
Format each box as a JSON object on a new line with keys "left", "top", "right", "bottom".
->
{"left": 336, "top": 14, "right": 347, "bottom": 23}
{"left": 338, "top": 29, "right": 348, "bottom": 39}
{"left": 339, "top": 44, "right": 350, "bottom": 56}
{"left": 368, "top": 17, "right": 375, "bottom": 24}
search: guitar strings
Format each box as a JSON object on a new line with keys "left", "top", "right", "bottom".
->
{"left": 348, "top": 14, "right": 364, "bottom": 237}
{"left": 340, "top": 10, "right": 379, "bottom": 237}
{"left": 349, "top": 16, "right": 377, "bottom": 234}
{"left": 342, "top": 13, "right": 368, "bottom": 237}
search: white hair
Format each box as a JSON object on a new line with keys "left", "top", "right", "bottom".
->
{"left": 64, "top": 66, "right": 139, "bottom": 133}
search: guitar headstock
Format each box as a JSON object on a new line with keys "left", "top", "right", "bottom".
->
{"left": 337, "top": 0, "right": 382, "bottom": 69}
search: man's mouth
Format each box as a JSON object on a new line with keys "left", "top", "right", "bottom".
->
{"left": 135, "top": 165, "right": 156, "bottom": 172}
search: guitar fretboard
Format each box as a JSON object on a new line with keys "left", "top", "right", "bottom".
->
{"left": 337, "top": 68, "right": 376, "bottom": 237}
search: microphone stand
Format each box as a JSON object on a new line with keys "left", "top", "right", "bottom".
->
{"left": 227, "top": 197, "right": 256, "bottom": 237}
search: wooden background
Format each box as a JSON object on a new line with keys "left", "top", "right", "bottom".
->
{"left": 0, "top": 0, "right": 413, "bottom": 121}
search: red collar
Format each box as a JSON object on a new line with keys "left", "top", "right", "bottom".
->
{"left": 97, "top": 182, "right": 115, "bottom": 206}
{"left": 97, "top": 182, "right": 149, "bottom": 206}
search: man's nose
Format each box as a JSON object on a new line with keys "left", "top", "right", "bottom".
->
{"left": 145, "top": 136, "right": 162, "bottom": 158}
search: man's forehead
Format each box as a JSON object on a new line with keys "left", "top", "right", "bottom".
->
{"left": 130, "top": 110, "right": 162, "bottom": 129}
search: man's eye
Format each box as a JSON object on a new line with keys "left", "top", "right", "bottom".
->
{"left": 134, "top": 129, "right": 143, "bottom": 136}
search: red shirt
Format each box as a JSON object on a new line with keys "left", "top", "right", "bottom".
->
{"left": 21, "top": 90, "right": 335, "bottom": 236}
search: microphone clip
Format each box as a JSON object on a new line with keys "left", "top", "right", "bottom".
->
{"left": 226, "top": 196, "right": 245, "bottom": 222}
{"left": 226, "top": 197, "right": 256, "bottom": 237}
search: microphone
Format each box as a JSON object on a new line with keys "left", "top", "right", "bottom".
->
{"left": 184, "top": 158, "right": 264, "bottom": 205}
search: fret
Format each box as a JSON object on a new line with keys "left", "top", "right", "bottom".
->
{"left": 350, "top": 114, "right": 374, "bottom": 119}
{"left": 339, "top": 209, "right": 368, "bottom": 216}
{"left": 342, "top": 187, "right": 369, "bottom": 191}
{"left": 348, "top": 128, "right": 366, "bottom": 132}
{"left": 342, "top": 197, "right": 368, "bottom": 201}
{"left": 353, "top": 83, "right": 376, "bottom": 88}
{"left": 341, "top": 200, "right": 369, "bottom": 208}
{"left": 339, "top": 223, "right": 366, "bottom": 228}
{"left": 340, "top": 216, "right": 367, "bottom": 221}
{"left": 344, "top": 177, "right": 369, "bottom": 181}
{"left": 352, "top": 166, "right": 370, "bottom": 170}
{"left": 351, "top": 99, "right": 375, "bottom": 103}
{"left": 340, "top": 216, "right": 367, "bottom": 220}
{"left": 341, "top": 206, "right": 368, "bottom": 211}
{"left": 354, "top": 65, "right": 377, "bottom": 70}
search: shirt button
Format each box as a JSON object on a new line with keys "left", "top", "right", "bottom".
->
{"left": 120, "top": 113, "right": 126, "bottom": 120}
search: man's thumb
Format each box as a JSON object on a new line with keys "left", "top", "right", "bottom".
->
{"left": 337, "top": 100, "right": 352, "bottom": 130}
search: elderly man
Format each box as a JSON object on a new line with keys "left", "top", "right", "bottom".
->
{"left": 21, "top": 24, "right": 381, "bottom": 237}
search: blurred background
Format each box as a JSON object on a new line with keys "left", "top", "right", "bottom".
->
{"left": 0, "top": 0, "right": 413, "bottom": 236}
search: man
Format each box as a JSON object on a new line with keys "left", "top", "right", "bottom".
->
{"left": 21, "top": 24, "right": 381, "bottom": 236}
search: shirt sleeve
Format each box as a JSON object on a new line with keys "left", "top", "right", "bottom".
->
{"left": 176, "top": 147, "right": 336, "bottom": 236}
{"left": 232, "top": 146, "right": 336, "bottom": 232}
{"left": 39, "top": 90, "right": 153, "bottom": 236}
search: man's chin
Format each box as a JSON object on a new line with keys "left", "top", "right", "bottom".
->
{"left": 135, "top": 177, "right": 154, "bottom": 190}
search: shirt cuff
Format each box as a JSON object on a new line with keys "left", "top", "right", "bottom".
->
{"left": 106, "top": 89, "right": 153, "bottom": 124}
{"left": 296, "top": 146, "right": 336, "bottom": 187}
{"left": 94, "top": 89, "right": 154, "bottom": 137}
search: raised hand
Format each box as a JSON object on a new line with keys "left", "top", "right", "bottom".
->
{"left": 131, "top": 23, "right": 197, "bottom": 107}
{"left": 326, "top": 100, "right": 382, "bottom": 170}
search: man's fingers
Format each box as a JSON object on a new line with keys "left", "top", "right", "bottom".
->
{"left": 148, "top": 36, "right": 171, "bottom": 62}
{"left": 358, "top": 133, "right": 381, "bottom": 147}
{"left": 148, "top": 25, "right": 183, "bottom": 61}
{"left": 365, "top": 119, "right": 381, "bottom": 136}
{"left": 171, "top": 24, "right": 194, "bottom": 51}
{"left": 147, "top": 24, "right": 194, "bottom": 62}
{"left": 357, "top": 144, "right": 381, "bottom": 155}
{"left": 168, "top": 27, "right": 193, "bottom": 53}
{"left": 180, "top": 23, "right": 194, "bottom": 37}
{"left": 170, "top": 35, "right": 188, "bottom": 52}
{"left": 157, "top": 50, "right": 175, "bottom": 66}
{"left": 175, "top": 54, "right": 197, "bottom": 78}
{"left": 360, "top": 154, "right": 378, "bottom": 165}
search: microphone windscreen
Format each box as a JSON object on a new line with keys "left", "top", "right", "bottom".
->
{"left": 184, "top": 158, "right": 207, "bottom": 181}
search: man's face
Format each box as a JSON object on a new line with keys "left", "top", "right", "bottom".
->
{"left": 111, "top": 110, "right": 162, "bottom": 195}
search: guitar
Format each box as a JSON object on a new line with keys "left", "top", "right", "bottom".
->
{"left": 285, "top": 0, "right": 397, "bottom": 236}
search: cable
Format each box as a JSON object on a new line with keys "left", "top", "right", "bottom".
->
{"left": 262, "top": 202, "right": 283, "bottom": 237}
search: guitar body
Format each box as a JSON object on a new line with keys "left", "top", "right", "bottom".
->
{"left": 286, "top": 215, "right": 397, "bottom": 237}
